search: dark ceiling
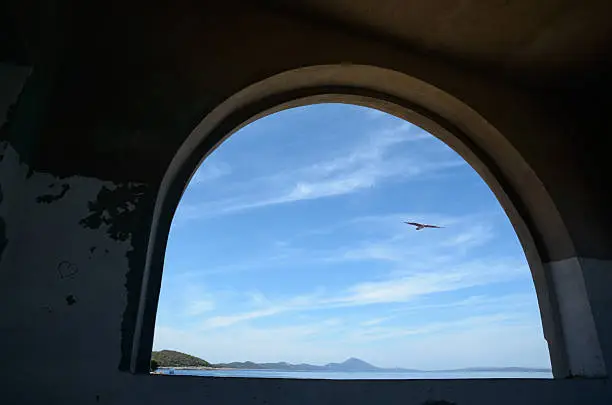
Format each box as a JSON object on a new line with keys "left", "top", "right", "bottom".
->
{"left": 3, "top": 0, "right": 612, "bottom": 88}
{"left": 264, "top": 0, "right": 612, "bottom": 87}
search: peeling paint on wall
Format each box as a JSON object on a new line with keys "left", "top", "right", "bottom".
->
{"left": 65, "top": 294, "right": 77, "bottom": 306}
{"left": 77, "top": 179, "right": 155, "bottom": 371}
{"left": 0, "top": 141, "right": 139, "bottom": 381}
{"left": 80, "top": 183, "right": 147, "bottom": 242}
{"left": 36, "top": 183, "right": 71, "bottom": 203}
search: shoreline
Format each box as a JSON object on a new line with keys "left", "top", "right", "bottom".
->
{"left": 156, "top": 367, "right": 551, "bottom": 373}
{"left": 158, "top": 366, "right": 236, "bottom": 371}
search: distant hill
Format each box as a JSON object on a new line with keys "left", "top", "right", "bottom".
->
{"left": 214, "top": 361, "right": 321, "bottom": 371}
{"left": 325, "top": 357, "right": 381, "bottom": 371}
{"left": 215, "top": 357, "right": 420, "bottom": 372}
{"left": 151, "top": 350, "right": 212, "bottom": 367}
{"left": 153, "top": 350, "right": 551, "bottom": 373}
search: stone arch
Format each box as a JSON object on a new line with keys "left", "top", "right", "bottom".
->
{"left": 131, "top": 65, "right": 604, "bottom": 378}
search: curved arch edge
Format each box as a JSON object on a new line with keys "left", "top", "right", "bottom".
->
{"left": 130, "top": 65, "right": 604, "bottom": 379}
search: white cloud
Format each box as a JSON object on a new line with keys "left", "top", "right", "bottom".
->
{"left": 173, "top": 211, "right": 500, "bottom": 280}
{"left": 195, "top": 259, "right": 528, "bottom": 329}
{"left": 390, "top": 292, "right": 540, "bottom": 314}
{"left": 350, "top": 314, "right": 517, "bottom": 342}
{"left": 176, "top": 123, "right": 465, "bottom": 220}
{"left": 200, "top": 291, "right": 324, "bottom": 329}
{"left": 441, "top": 224, "right": 494, "bottom": 250}
{"left": 158, "top": 215, "right": 540, "bottom": 365}
{"left": 155, "top": 280, "right": 219, "bottom": 321}
{"left": 320, "top": 213, "right": 499, "bottom": 267}
{"left": 414, "top": 323, "right": 548, "bottom": 369}
{"left": 203, "top": 307, "right": 283, "bottom": 328}
{"left": 360, "top": 316, "right": 396, "bottom": 326}
{"left": 190, "top": 161, "right": 232, "bottom": 184}
{"left": 353, "top": 318, "right": 550, "bottom": 369}
{"left": 153, "top": 312, "right": 549, "bottom": 369}
{"left": 332, "top": 262, "right": 526, "bottom": 306}
{"left": 153, "top": 321, "right": 347, "bottom": 365}
{"left": 184, "top": 299, "right": 216, "bottom": 316}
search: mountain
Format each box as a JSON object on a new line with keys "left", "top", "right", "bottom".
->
{"left": 324, "top": 357, "right": 380, "bottom": 371}
{"left": 215, "top": 357, "right": 420, "bottom": 372}
{"left": 215, "top": 361, "right": 321, "bottom": 371}
{"left": 151, "top": 350, "right": 212, "bottom": 367}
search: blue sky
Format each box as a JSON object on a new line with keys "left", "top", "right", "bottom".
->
{"left": 152, "top": 104, "right": 550, "bottom": 370}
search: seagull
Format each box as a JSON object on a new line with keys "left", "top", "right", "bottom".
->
{"left": 404, "top": 221, "right": 443, "bottom": 231}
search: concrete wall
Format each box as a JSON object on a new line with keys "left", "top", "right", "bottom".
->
{"left": 1, "top": 3, "right": 611, "bottom": 404}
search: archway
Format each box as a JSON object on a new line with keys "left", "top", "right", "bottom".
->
{"left": 155, "top": 102, "right": 554, "bottom": 375}
{"left": 131, "top": 65, "right": 604, "bottom": 379}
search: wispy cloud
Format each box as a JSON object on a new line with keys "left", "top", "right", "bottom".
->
{"left": 165, "top": 209, "right": 531, "bottom": 334}
{"left": 184, "top": 299, "right": 216, "bottom": 316}
{"left": 176, "top": 123, "right": 464, "bottom": 220}
{"left": 350, "top": 314, "right": 518, "bottom": 342}
{"left": 203, "top": 307, "right": 283, "bottom": 328}
{"left": 442, "top": 224, "right": 494, "bottom": 250}
{"left": 153, "top": 320, "right": 348, "bottom": 365}
{"left": 390, "top": 293, "right": 539, "bottom": 314}
{"left": 191, "top": 161, "right": 232, "bottom": 184}
{"left": 199, "top": 259, "right": 528, "bottom": 329}
{"left": 155, "top": 281, "right": 218, "bottom": 321}
{"left": 321, "top": 213, "right": 498, "bottom": 267}
{"left": 360, "top": 316, "right": 396, "bottom": 327}
{"left": 334, "top": 263, "right": 525, "bottom": 306}
{"left": 172, "top": 211, "right": 503, "bottom": 279}
{"left": 154, "top": 311, "right": 549, "bottom": 369}
{"left": 201, "top": 291, "right": 323, "bottom": 329}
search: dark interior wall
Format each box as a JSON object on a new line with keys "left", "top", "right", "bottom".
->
{"left": 558, "top": 81, "right": 612, "bottom": 259}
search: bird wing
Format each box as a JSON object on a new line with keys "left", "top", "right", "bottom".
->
{"left": 404, "top": 222, "right": 422, "bottom": 227}
{"left": 424, "top": 224, "right": 443, "bottom": 229}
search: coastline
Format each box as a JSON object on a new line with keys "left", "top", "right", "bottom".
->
{"left": 152, "top": 368, "right": 553, "bottom": 380}
{"left": 158, "top": 366, "right": 235, "bottom": 371}
{"left": 155, "top": 366, "right": 551, "bottom": 373}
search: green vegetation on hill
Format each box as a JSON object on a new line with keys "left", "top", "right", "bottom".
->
{"left": 151, "top": 350, "right": 212, "bottom": 368}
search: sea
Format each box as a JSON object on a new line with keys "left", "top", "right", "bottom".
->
{"left": 157, "top": 369, "right": 553, "bottom": 380}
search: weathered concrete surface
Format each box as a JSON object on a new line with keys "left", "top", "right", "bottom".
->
{"left": 1, "top": 1, "right": 612, "bottom": 404}
{"left": 580, "top": 259, "right": 612, "bottom": 375}
{"left": 548, "top": 258, "right": 607, "bottom": 376}
{"left": 0, "top": 142, "right": 129, "bottom": 379}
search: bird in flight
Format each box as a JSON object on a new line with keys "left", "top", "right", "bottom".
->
{"left": 404, "top": 221, "right": 443, "bottom": 231}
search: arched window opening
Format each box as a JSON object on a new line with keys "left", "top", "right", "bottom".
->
{"left": 151, "top": 104, "right": 552, "bottom": 379}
